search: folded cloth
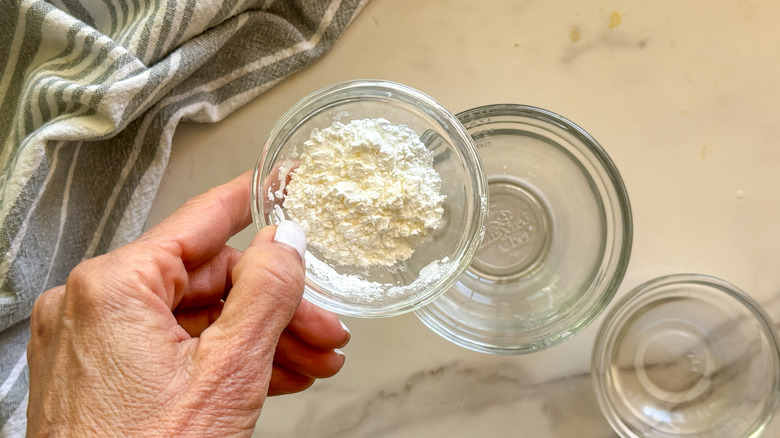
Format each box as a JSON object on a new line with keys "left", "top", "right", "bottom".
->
{"left": 0, "top": 0, "right": 368, "bottom": 434}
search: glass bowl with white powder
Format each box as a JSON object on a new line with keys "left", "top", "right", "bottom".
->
{"left": 252, "top": 80, "right": 487, "bottom": 317}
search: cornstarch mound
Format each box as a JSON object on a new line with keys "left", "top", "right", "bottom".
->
{"left": 283, "top": 117, "right": 445, "bottom": 267}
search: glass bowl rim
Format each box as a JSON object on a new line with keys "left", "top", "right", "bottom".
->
{"left": 591, "top": 273, "right": 780, "bottom": 438}
{"left": 251, "top": 79, "right": 488, "bottom": 317}
{"left": 415, "top": 103, "right": 633, "bottom": 353}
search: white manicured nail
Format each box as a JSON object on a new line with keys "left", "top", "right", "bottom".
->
{"left": 340, "top": 319, "right": 351, "bottom": 337}
{"left": 339, "top": 320, "right": 351, "bottom": 348}
{"left": 273, "top": 221, "right": 306, "bottom": 260}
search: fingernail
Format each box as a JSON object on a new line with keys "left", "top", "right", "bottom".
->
{"left": 334, "top": 348, "right": 346, "bottom": 361}
{"left": 339, "top": 320, "right": 351, "bottom": 348}
{"left": 274, "top": 221, "right": 306, "bottom": 260}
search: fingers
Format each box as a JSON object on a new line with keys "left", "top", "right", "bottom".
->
{"left": 189, "top": 220, "right": 352, "bottom": 403}
{"left": 175, "top": 246, "right": 242, "bottom": 310}
{"left": 215, "top": 222, "right": 307, "bottom": 338}
{"left": 266, "top": 302, "right": 349, "bottom": 396}
{"left": 29, "top": 285, "right": 66, "bottom": 347}
{"left": 267, "top": 326, "right": 348, "bottom": 397}
{"left": 267, "top": 365, "right": 315, "bottom": 396}
{"left": 175, "top": 269, "right": 352, "bottom": 350}
{"left": 196, "top": 223, "right": 307, "bottom": 386}
{"left": 140, "top": 170, "right": 254, "bottom": 268}
{"left": 174, "top": 302, "right": 224, "bottom": 337}
{"left": 287, "top": 299, "right": 351, "bottom": 349}
{"left": 176, "top": 227, "right": 350, "bottom": 355}
{"left": 27, "top": 287, "right": 64, "bottom": 434}
{"left": 28, "top": 286, "right": 67, "bottom": 408}
{"left": 267, "top": 327, "right": 348, "bottom": 397}
{"left": 273, "top": 330, "right": 346, "bottom": 379}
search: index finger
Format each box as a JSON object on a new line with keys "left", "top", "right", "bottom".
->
{"left": 140, "top": 170, "right": 253, "bottom": 267}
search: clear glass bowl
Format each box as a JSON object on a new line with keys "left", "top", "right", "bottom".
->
{"left": 415, "top": 104, "right": 633, "bottom": 354}
{"left": 251, "top": 80, "right": 488, "bottom": 317}
{"left": 592, "top": 274, "right": 780, "bottom": 438}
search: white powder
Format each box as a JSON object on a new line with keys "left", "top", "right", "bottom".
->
{"left": 307, "top": 256, "right": 453, "bottom": 304}
{"left": 283, "top": 117, "right": 445, "bottom": 267}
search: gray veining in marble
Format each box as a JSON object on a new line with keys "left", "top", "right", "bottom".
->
{"left": 264, "top": 359, "right": 616, "bottom": 438}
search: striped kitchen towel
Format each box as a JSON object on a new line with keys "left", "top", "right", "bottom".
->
{"left": 0, "top": 0, "right": 368, "bottom": 434}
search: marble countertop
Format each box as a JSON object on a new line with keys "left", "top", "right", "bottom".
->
{"left": 146, "top": 1, "right": 780, "bottom": 436}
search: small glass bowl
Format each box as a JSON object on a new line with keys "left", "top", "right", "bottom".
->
{"left": 592, "top": 274, "right": 780, "bottom": 438}
{"left": 415, "top": 104, "right": 633, "bottom": 354}
{"left": 251, "top": 80, "right": 487, "bottom": 317}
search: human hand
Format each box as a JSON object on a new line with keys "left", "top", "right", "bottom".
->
{"left": 27, "top": 171, "right": 350, "bottom": 436}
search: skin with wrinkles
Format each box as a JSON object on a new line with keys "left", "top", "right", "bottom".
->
{"left": 27, "top": 171, "right": 350, "bottom": 437}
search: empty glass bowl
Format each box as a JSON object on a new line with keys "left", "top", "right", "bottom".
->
{"left": 415, "top": 104, "right": 633, "bottom": 354}
{"left": 592, "top": 274, "right": 780, "bottom": 438}
{"left": 251, "top": 80, "right": 487, "bottom": 317}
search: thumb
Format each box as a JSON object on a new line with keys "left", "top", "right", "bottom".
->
{"left": 196, "top": 221, "right": 307, "bottom": 383}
